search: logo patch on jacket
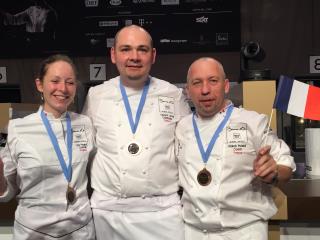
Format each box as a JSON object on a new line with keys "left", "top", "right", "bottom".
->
{"left": 158, "top": 96, "right": 175, "bottom": 122}
{"left": 226, "top": 123, "right": 248, "bottom": 153}
{"left": 73, "top": 125, "right": 88, "bottom": 151}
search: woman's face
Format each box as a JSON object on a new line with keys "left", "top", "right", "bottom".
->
{"left": 35, "top": 60, "right": 76, "bottom": 118}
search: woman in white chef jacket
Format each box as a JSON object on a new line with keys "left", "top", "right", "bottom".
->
{"left": 0, "top": 54, "right": 96, "bottom": 240}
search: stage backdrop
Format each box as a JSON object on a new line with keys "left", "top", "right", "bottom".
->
{"left": 0, "top": 0, "right": 240, "bottom": 57}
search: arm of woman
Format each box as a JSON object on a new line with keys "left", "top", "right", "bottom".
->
{"left": 0, "top": 122, "right": 19, "bottom": 202}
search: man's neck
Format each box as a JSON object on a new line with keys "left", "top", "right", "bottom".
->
{"left": 197, "top": 99, "right": 231, "bottom": 119}
{"left": 120, "top": 77, "right": 149, "bottom": 90}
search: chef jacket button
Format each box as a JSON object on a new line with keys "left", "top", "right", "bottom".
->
{"left": 202, "top": 229, "right": 207, "bottom": 233}
{"left": 195, "top": 208, "right": 200, "bottom": 213}
{"left": 141, "top": 195, "right": 146, "bottom": 199}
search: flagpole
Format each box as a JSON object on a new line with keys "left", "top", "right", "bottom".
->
{"left": 267, "top": 108, "right": 274, "bottom": 134}
{"left": 261, "top": 108, "right": 274, "bottom": 146}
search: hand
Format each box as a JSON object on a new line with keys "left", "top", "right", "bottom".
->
{"left": 253, "top": 145, "right": 278, "bottom": 184}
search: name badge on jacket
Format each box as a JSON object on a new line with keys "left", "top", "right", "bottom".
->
{"left": 226, "top": 123, "right": 248, "bottom": 153}
{"left": 73, "top": 125, "right": 88, "bottom": 151}
{"left": 158, "top": 96, "right": 175, "bottom": 122}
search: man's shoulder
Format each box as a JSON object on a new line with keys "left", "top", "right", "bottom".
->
{"left": 177, "top": 113, "right": 193, "bottom": 127}
{"left": 150, "top": 77, "right": 183, "bottom": 95}
{"left": 232, "top": 107, "right": 268, "bottom": 123}
{"left": 87, "top": 77, "right": 118, "bottom": 98}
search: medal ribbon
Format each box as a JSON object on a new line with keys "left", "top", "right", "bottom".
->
{"left": 41, "top": 110, "right": 73, "bottom": 182}
{"left": 192, "top": 104, "right": 234, "bottom": 164}
{"left": 120, "top": 78, "right": 150, "bottom": 134}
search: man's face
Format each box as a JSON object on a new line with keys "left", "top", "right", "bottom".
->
{"left": 187, "top": 59, "right": 230, "bottom": 118}
{"left": 111, "top": 27, "right": 156, "bottom": 85}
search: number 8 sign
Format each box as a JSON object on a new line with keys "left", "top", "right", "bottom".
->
{"left": 310, "top": 56, "right": 320, "bottom": 74}
{"left": 0, "top": 67, "right": 7, "bottom": 83}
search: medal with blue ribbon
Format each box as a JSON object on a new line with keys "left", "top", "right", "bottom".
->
{"left": 192, "top": 104, "right": 234, "bottom": 186}
{"left": 40, "top": 110, "right": 76, "bottom": 204}
{"left": 120, "top": 78, "right": 150, "bottom": 155}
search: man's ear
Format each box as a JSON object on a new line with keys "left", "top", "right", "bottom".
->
{"left": 110, "top": 47, "right": 116, "bottom": 64}
{"left": 224, "top": 78, "right": 230, "bottom": 94}
{"left": 151, "top": 48, "right": 156, "bottom": 64}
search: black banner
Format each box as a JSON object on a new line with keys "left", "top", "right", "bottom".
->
{"left": 0, "top": 0, "right": 240, "bottom": 57}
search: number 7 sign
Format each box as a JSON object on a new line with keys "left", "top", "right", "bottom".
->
{"left": 90, "top": 64, "right": 106, "bottom": 81}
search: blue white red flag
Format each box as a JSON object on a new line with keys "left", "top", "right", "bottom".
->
{"left": 273, "top": 75, "right": 320, "bottom": 120}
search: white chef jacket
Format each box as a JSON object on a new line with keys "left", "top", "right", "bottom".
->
{"left": 0, "top": 107, "right": 95, "bottom": 239}
{"left": 175, "top": 104, "right": 296, "bottom": 233}
{"left": 82, "top": 76, "right": 191, "bottom": 209}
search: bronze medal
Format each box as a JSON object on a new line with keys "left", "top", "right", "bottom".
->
{"left": 128, "top": 142, "right": 140, "bottom": 155}
{"left": 197, "top": 168, "right": 212, "bottom": 186}
{"left": 66, "top": 185, "right": 76, "bottom": 204}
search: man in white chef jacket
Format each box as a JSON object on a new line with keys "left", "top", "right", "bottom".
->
{"left": 175, "top": 57, "right": 296, "bottom": 240}
{"left": 82, "top": 24, "right": 191, "bottom": 240}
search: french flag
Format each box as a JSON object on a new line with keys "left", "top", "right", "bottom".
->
{"left": 273, "top": 75, "right": 320, "bottom": 120}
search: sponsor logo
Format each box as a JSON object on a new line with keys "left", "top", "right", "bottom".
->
{"left": 133, "top": 0, "right": 156, "bottom": 3}
{"left": 196, "top": 16, "right": 208, "bottom": 23}
{"left": 161, "top": 0, "right": 179, "bottom": 5}
{"left": 99, "top": 21, "right": 119, "bottom": 27}
{"left": 90, "top": 38, "right": 100, "bottom": 45}
{"left": 85, "top": 0, "right": 99, "bottom": 7}
{"left": 138, "top": 18, "right": 152, "bottom": 26}
{"left": 160, "top": 39, "right": 170, "bottom": 43}
{"left": 109, "top": 0, "right": 121, "bottom": 6}
{"left": 186, "top": 0, "right": 206, "bottom": 3}
{"left": 106, "top": 38, "right": 115, "bottom": 48}
{"left": 159, "top": 39, "right": 187, "bottom": 44}
{"left": 216, "top": 33, "right": 229, "bottom": 46}
{"left": 139, "top": 19, "right": 145, "bottom": 26}
{"left": 125, "top": 19, "right": 133, "bottom": 26}
{"left": 171, "top": 39, "right": 187, "bottom": 43}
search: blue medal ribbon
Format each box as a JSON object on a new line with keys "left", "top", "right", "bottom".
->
{"left": 120, "top": 78, "right": 150, "bottom": 134}
{"left": 192, "top": 104, "right": 234, "bottom": 164}
{"left": 40, "top": 110, "right": 73, "bottom": 182}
